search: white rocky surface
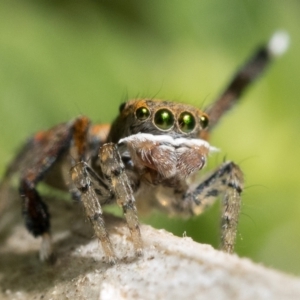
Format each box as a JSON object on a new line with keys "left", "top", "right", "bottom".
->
{"left": 1, "top": 189, "right": 300, "bottom": 300}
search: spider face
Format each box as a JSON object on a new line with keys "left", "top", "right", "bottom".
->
{"left": 108, "top": 99, "right": 209, "bottom": 143}
{"left": 1, "top": 32, "right": 288, "bottom": 264}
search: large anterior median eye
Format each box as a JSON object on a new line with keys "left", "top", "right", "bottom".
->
{"left": 178, "top": 111, "right": 196, "bottom": 133}
{"left": 154, "top": 109, "right": 174, "bottom": 130}
{"left": 135, "top": 106, "right": 150, "bottom": 120}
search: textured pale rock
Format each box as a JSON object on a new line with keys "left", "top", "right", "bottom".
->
{"left": 1, "top": 189, "right": 300, "bottom": 300}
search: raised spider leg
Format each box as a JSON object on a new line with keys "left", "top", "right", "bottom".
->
{"left": 99, "top": 143, "right": 143, "bottom": 256}
{"left": 204, "top": 31, "right": 289, "bottom": 133}
{"left": 184, "top": 161, "right": 244, "bottom": 253}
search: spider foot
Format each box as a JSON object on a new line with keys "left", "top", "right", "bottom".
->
{"left": 39, "top": 233, "right": 54, "bottom": 262}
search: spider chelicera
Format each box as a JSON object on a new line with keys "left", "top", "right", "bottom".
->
{"left": 0, "top": 32, "right": 289, "bottom": 264}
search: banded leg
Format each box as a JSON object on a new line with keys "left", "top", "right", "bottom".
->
{"left": 99, "top": 143, "right": 143, "bottom": 256}
{"left": 204, "top": 31, "right": 289, "bottom": 133}
{"left": 184, "top": 161, "right": 244, "bottom": 253}
{"left": 70, "top": 162, "right": 116, "bottom": 264}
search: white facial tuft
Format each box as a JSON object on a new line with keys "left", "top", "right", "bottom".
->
{"left": 119, "top": 133, "right": 219, "bottom": 153}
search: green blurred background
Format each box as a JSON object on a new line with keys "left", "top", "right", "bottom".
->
{"left": 1, "top": 1, "right": 300, "bottom": 275}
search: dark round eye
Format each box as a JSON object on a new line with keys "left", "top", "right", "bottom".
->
{"left": 199, "top": 114, "right": 209, "bottom": 129}
{"left": 178, "top": 112, "right": 196, "bottom": 133}
{"left": 135, "top": 106, "right": 150, "bottom": 120}
{"left": 154, "top": 109, "right": 174, "bottom": 130}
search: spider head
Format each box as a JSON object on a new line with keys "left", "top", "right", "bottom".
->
{"left": 108, "top": 99, "right": 209, "bottom": 142}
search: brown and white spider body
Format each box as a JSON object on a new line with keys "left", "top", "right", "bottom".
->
{"left": 0, "top": 32, "right": 289, "bottom": 264}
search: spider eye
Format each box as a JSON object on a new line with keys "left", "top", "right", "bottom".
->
{"left": 199, "top": 114, "right": 209, "bottom": 129}
{"left": 178, "top": 112, "right": 196, "bottom": 133}
{"left": 135, "top": 106, "right": 150, "bottom": 120}
{"left": 154, "top": 109, "right": 174, "bottom": 130}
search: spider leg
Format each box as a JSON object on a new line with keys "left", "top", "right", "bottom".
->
{"left": 99, "top": 143, "right": 143, "bottom": 256}
{"left": 19, "top": 120, "right": 75, "bottom": 261}
{"left": 70, "top": 161, "right": 116, "bottom": 264}
{"left": 70, "top": 118, "right": 125, "bottom": 263}
{"left": 204, "top": 31, "right": 289, "bottom": 133}
{"left": 71, "top": 142, "right": 143, "bottom": 262}
{"left": 183, "top": 161, "right": 244, "bottom": 253}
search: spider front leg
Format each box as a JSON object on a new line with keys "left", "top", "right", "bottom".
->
{"left": 70, "top": 162, "right": 117, "bottom": 264}
{"left": 99, "top": 143, "right": 143, "bottom": 256}
{"left": 184, "top": 161, "right": 244, "bottom": 253}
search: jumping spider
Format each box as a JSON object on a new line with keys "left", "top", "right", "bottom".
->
{"left": 1, "top": 32, "right": 288, "bottom": 264}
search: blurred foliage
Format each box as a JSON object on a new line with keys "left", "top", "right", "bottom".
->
{"left": 1, "top": 0, "right": 300, "bottom": 275}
